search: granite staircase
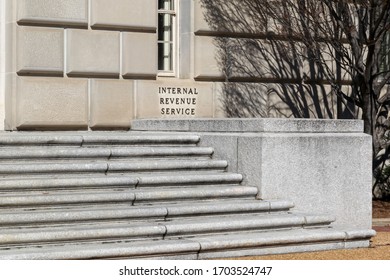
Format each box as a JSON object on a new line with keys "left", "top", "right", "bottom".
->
{"left": 0, "top": 132, "right": 375, "bottom": 259}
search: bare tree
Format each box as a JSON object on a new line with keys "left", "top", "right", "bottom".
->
{"left": 200, "top": 0, "right": 390, "bottom": 197}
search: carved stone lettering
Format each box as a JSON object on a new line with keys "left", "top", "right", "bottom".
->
{"left": 158, "top": 87, "right": 199, "bottom": 116}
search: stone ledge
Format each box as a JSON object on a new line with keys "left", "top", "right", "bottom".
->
{"left": 132, "top": 118, "right": 364, "bottom": 133}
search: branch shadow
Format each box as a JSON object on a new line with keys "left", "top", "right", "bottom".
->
{"left": 199, "top": 0, "right": 355, "bottom": 119}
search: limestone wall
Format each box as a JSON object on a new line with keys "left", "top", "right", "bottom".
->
{"left": 0, "top": 0, "right": 221, "bottom": 130}
{"left": 193, "top": 0, "right": 355, "bottom": 120}
{"left": 0, "top": 0, "right": 370, "bottom": 130}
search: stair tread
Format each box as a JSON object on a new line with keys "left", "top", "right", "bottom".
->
{"left": 191, "top": 228, "right": 376, "bottom": 249}
{"left": 0, "top": 228, "right": 375, "bottom": 260}
{"left": 0, "top": 184, "right": 255, "bottom": 197}
{"left": 0, "top": 146, "right": 213, "bottom": 155}
{"left": 0, "top": 212, "right": 325, "bottom": 232}
{"left": 0, "top": 159, "right": 228, "bottom": 174}
{"left": 0, "top": 209, "right": 333, "bottom": 238}
{"left": 0, "top": 172, "right": 243, "bottom": 190}
{"left": 0, "top": 132, "right": 201, "bottom": 146}
{"left": 0, "top": 198, "right": 289, "bottom": 215}
{"left": 0, "top": 213, "right": 337, "bottom": 246}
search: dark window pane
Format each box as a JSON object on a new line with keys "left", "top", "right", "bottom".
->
{"left": 158, "top": 14, "right": 173, "bottom": 41}
{"left": 158, "top": 42, "right": 173, "bottom": 71}
{"left": 158, "top": 0, "right": 174, "bottom": 10}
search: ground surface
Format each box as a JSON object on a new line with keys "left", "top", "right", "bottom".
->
{"left": 231, "top": 201, "right": 390, "bottom": 260}
{"left": 373, "top": 200, "right": 390, "bottom": 218}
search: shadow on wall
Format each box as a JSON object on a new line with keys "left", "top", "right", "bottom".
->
{"left": 199, "top": 0, "right": 356, "bottom": 119}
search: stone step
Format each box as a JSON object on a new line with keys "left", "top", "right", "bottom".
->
{"left": 0, "top": 159, "right": 228, "bottom": 176}
{"left": 0, "top": 130, "right": 372, "bottom": 260}
{"left": 132, "top": 187, "right": 260, "bottom": 205}
{"left": 0, "top": 190, "right": 135, "bottom": 208}
{"left": 0, "top": 146, "right": 214, "bottom": 161}
{"left": 162, "top": 213, "right": 335, "bottom": 237}
{"left": 0, "top": 173, "right": 243, "bottom": 191}
{"left": 193, "top": 228, "right": 377, "bottom": 259}
{"left": 0, "top": 198, "right": 293, "bottom": 226}
{"left": 0, "top": 133, "right": 200, "bottom": 146}
{"left": 0, "top": 205, "right": 167, "bottom": 226}
{"left": 0, "top": 186, "right": 260, "bottom": 208}
{"left": 0, "top": 228, "right": 376, "bottom": 260}
{"left": 0, "top": 213, "right": 334, "bottom": 246}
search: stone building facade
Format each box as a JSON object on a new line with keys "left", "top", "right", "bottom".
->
{"left": 0, "top": 0, "right": 389, "bottom": 131}
{"left": 0, "top": 0, "right": 228, "bottom": 131}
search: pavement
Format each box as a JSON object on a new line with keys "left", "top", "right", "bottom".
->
{"left": 230, "top": 219, "right": 390, "bottom": 260}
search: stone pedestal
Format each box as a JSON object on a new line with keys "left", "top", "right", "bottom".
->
{"left": 132, "top": 118, "right": 372, "bottom": 230}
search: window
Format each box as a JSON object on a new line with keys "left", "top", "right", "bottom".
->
{"left": 158, "top": 0, "right": 176, "bottom": 74}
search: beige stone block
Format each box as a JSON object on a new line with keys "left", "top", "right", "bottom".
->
{"left": 211, "top": 37, "right": 302, "bottom": 80}
{"left": 3, "top": 73, "right": 17, "bottom": 130}
{"left": 67, "top": 29, "right": 120, "bottom": 78}
{"left": 17, "top": 26, "right": 63, "bottom": 75}
{"left": 213, "top": 82, "right": 227, "bottom": 118}
{"left": 122, "top": 32, "right": 157, "bottom": 79}
{"left": 194, "top": 0, "right": 263, "bottom": 36}
{"left": 5, "top": 0, "right": 17, "bottom": 23}
{"left": 15, "top": 77, "right": 88, "bottom": 129}
{"left": 236, "top": 38, "right": 300, "bottom": 80}
{"left": 194, "top": 36, "right": 224, "bottom": 80}
{"left": 91, "top": 0, "right": 157, "bottom": 32}
{"left": 302, "top": 43, "right": 352, "bottom": 83}
{"left": 136, "top": 80, "right": 214, "bottom": 119}
{"left": 4, "top": 22, "right": 17, "bottom": 74}
{"left": 194, "top": 0, "right": 211, "bottom": 34}
{"left": 90, "top": 79, "right": 134, "bottom": 129}
{"left": 266, "top": 83, "right": 338, "bottom": 119}
{"left": 17, "top": 0, "right": 88, "bottom": 27}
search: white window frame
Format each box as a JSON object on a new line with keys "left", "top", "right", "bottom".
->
{"left": 158, "top": 0, "right": 178, "bottom": 77}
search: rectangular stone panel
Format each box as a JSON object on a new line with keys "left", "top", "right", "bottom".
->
{"left": 15, "top": 77, "right": 88, "bottom": 129}
{"left": 91, "top": 0, "right": 157, "bottom": 32}
{"left": 4, "top": 22, "right": 17, "bottom": 74}
{"left": 194, "top": 0, "right": 211, "bottom": 34}
{"left": 5, "top": 0, "right": 17, "bottom": 23}
{"left": 195, "top": 35, "right": 305, "bottom": 81}
{"left": 3, "top": 74, "right": 17, "bottom": 131}
{"left": 256, "top": 133, "right": 372, "bottom": 229}
{"left": 194, "top": 0, "right": 264, "bottom": 36}
{"left": 90, "top": 79, "right": 134, "bottom": 129}
{"left": 16, "top": 26, "right": 63, "bottom": 75}
{"left": 17, "top": 0, "right": 88, "bottom": 27}
{"left": 303, "top": 43, "right": 353, "bottom": 83}
{"left": 136, "top": 80, "right": 214, "bottom": 119}
{"left": 122, "top": 32, "right": 157, "bottom": 79}
{"left": 66, "top": 29, "right": 120, "bottom": 78}
{"left": 194, "top": 36, "right": 224, "bottom": 80}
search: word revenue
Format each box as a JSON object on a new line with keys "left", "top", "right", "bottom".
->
{"left": 160, "top": 98, "right": 197, "bottom": 105}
